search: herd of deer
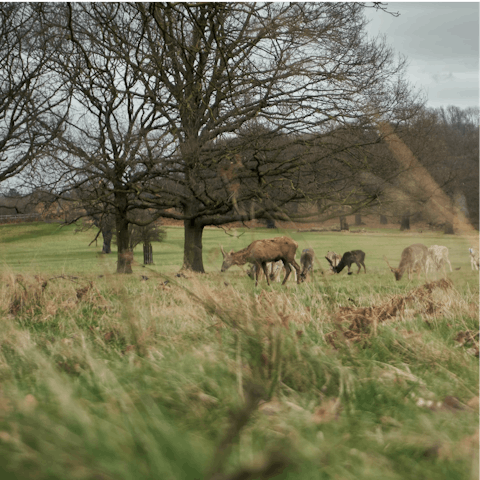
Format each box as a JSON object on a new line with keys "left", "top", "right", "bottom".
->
{"left": 219, "top": 236, "right": 480, "bottom": 287}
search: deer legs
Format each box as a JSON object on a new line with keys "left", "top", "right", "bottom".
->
{"left": 356, "top": 261, "right": 366, "bottom": 274}
{"left": 282, "top": 258, "right": 301, "bottom": 285}
{"left": 282, "top": 262, "right": 292, "bottom": 285}
{"left": 259, "top": 262, "right": 271, "bottom": 287}
{"left": 252, "top": 258, "right": 301, "bottom": 286}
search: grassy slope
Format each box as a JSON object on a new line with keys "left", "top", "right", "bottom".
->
{"left": 0, "top": 222, "right": 478, "bottom": 480}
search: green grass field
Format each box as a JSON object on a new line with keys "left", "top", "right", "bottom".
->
{"left": 0, "top": 222, "right": 478, "bottom": 480}
{"left": 0, "top": 221, "right": 476, "bottom": 277}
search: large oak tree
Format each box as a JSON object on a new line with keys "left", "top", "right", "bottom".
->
{"left": 38, "top": 3, "right": 422, "bottom": 273}
{"left": 114, "top": 2, "right": 421, "bottom": 271}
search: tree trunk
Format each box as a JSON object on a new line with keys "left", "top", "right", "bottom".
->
{"left": 143, "top": 243, "right": 153, "bottom": 264}
{"left": 380, "top": 215, "right": 388, "bottom": 225}
{"left": 115, "top": 204, "right": 132, "bottom": 274}
{"left": 354, "top": 214, "right": 362, "bottom": 226}
{"left": 400, "top": 212, "right": 410, "bottom": 231}
{"left": 340, "top": 215, "right": 349, "bottom": 231}
{"left": 265, "top": 218, "right": 276, "bottom": 229}
{"left": 444, "top": 220, "right": 454, "bottom": 234}
{"left": 444, "top": 198, "right": 456, "bottom": 234}
{"left": 101, "top": 226, "right": 112, "bottom": 254}
{"left": 183, "top": 219, "right": 205, "bottom": 272}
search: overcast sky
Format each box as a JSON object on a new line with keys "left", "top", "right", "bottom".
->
{"left": 363, "top": 2, "right": 479, "bottom": 111}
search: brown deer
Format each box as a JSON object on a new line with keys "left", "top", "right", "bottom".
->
{"left": 220, "top": 236, "right": 301, "bottom": 286}
{"left": 384, "top": 243, "right": 428, "bottom": 281}
{"left": 299, "top": 248, "right": 315, "bottom": 282}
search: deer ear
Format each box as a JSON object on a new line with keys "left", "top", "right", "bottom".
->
{"left": 390, "top": 267, "right": 395, "bottom": 273}
{"left": 229, "top": 250, "right": 234, "bottom": 254}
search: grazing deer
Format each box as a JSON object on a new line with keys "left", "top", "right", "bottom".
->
{"left": 325, "top": 250, "right": 366, "bottom": 274}
{"left": 384, "top": 243, "right": 428, "bottom": 281}
{"left": 299, "top": 248, "right": 315, "bottom": 282}
{"left": 470, "top": 248, "right": 479, "bottom": 271}
{"left": 220, "top": 236, "right": 301, "bottom": 286}
{"left": 325, "top": 251, "right": 341, "bottom": 272}
{"left": 425, "top": 245, "right": 452, "bottom": 276}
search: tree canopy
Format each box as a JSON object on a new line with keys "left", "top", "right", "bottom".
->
{"left": 12, "top": 3, "right": 433, "bottom": 272}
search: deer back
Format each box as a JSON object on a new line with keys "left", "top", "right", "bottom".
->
{"left": 351, "top": 250, "right": 365, "bottom": 263}
{"left": 221, "top": 237, "right": 298, "bottom": 272}
{"left": 247, "top": 236, "right": 298, "bottom": 264}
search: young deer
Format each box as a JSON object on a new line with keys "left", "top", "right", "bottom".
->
{"left": 469, "top": 248, "right": 479, "bottom": 271}
{"left": 299, "top": 248, "right": 315, "bottom": 282}
{"left": 326, "top": 250, "right": 366, "bottom": 275}
{"left": 425, "top": 245, "right": 452, "bottom": 276}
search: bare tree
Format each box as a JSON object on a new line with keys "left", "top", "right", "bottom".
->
{"left": 436, "top": 106, "right": 479, "bottom": 230}
{"left": 86, "top": 209, "right": 115, "bottom": 255}
{"left": 97, "top": 2, "right": 422, "bottom": 272}
{"left": 330, "top": 107, "right": 447, "bottom": 230}
{"left": 127, "top": 213, "right": 166, "bottom": 265}
{"left": 33, "top": 4, "right": 171, "bottom": 273}
{"left": 31, "top": 3, "right": 423, "bottom": 273}
{"left": 0, "top": 3, "right": 66, "bottom": 185}
{"left": 368, "top": 106, "right": 478, "bottom": 232}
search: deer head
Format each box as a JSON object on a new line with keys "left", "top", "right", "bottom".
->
{"left": 326, "top": 251, "right": 340, "bottom": 267}
{"left": 383, "top": 255, "right": 402, "bottom": 280}
{"left": 220, "top": 245, "right": 235, "bottom": 272}
{"left": 325, "top": 255, "right": 339, "bottom": 274}
{"left": 298, "top": 271, "right": 307, "bottom": 283}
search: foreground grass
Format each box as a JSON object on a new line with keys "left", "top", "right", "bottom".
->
{"left": 0, "top": 223, "right": 478, "bottom": 479}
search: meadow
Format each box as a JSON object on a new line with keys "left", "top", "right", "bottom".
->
{"left": 0, "top": 221, "right": 478, "bottom": 480}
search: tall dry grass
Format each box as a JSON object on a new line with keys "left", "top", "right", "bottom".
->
{"left": 0, "top": 269, "right": 477, "bottom": 479}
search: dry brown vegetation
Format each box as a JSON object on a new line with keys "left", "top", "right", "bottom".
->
{"left": 329, "top": 278, "right": 464, "bottom": 343}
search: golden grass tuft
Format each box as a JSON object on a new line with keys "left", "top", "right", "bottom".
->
{"left": 325, "top": 278, "right": 478, "bottom": 349}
